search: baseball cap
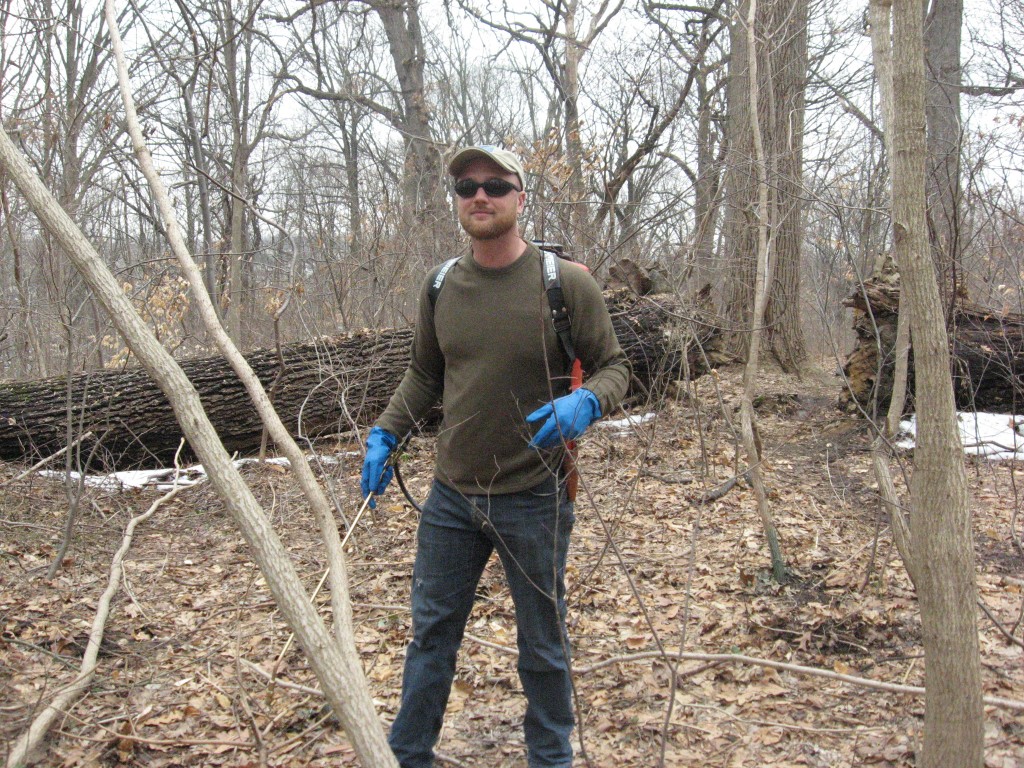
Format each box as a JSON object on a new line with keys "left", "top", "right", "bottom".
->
{"left": 448, "top": 145, "right": 526, "bottom": 188}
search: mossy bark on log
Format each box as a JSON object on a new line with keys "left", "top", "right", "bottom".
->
{"left": 0, "top": 290, "right": 724, "bottom": 467}
{"left": 840, "top": 267, "right": 1024, "bottom": 416}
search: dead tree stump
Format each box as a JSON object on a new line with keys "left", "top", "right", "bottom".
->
{"left": 839, "top": 266, "right": 1024, "bottom": 417}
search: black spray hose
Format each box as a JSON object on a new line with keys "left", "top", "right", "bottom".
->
{"left": 391, "top": 430, "right": 424, "bottom": 514}
{"left": 393, "top": 460, "right": 424, "bottom": 514}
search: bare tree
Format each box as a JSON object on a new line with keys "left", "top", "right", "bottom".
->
{"left": 275, "top": 5, "right": 431, "bottom": 326}
{"left": 0, "top": 87, "right": 400, "bottom": 768}
{"left": 925, "top": 0, "right": 965, "bottom": 313}
{"left": 204, "top": 0, "right": 290, "bottom": 347}
{"left": 891, "top": 0, "right": 984, "bottom": 764}
{"left": 275, "top": 1, "right": 448, "bottom": 269}
{"left": 593, "top": 8, "right": 726, "bottom": 269}
{"left": 738, "top": 0, "right": 786, "bottom": 582}
{"left": 136, "top": 0, "right": 222, "bottom": 314}
{"left": 0, "top": 0, "right": 133, "bottom": 377}
{"left": 643, "top": 1, "right": 729, "bottom": 288}
{"left": 454, "top": 0, "right": 625, "bottom": 257}
{"left": 720, "top": 0, "right": 809, "bottom": 371}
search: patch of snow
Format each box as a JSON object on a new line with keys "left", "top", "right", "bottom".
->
{"left": 236, "top": 456, "right": 291, "bottom": 468}
{"left": 597, "top": 412, "right": 657, "bottom": 433}
{"left": 897, "top": 412, "right": 1024, "bottom": 460}
{"left": 37, "top": 452, "right": 356, "bottom": 492}
{"left": 40, "top": 465, "right": 208, "bottom": 492}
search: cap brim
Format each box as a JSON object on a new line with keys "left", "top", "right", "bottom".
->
{"left": 448, "top": 148, "right": 509, "bottom": 177}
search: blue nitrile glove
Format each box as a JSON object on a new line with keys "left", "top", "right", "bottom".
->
{"left": 526, "top": 388, "right": 602, "bottom": 449}
{"left": 360, "top": 427, "right": 398, "bottom": 508}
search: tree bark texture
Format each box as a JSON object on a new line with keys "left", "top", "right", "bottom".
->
{"left": 373, "top": 0, "right": 448, "bottom": 275}
{"left": 0, "top": 291, "right": 722, "bottom": 467}
{"left": 761, "top": 0, "right": 809, "bottom": 372}
{"left": 721, "top": 0, "right": 808, "bottom": 370}
{"left": 839, "top": 263, "right": 1024, "bottom": 417}
{"left": 924, "top": 0, "right": 965, "bottom": 313}
{"left": 891, "top": 0, "right": 983, "bottom": 765}
{"left": 721, "top": 4, "right": 757, "bottom": 359}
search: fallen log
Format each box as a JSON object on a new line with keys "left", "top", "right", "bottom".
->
{"left": 839, "top": 264, "right": 1024, "bottom": 416}
{"left": 0, "top": 290, "right": 725, "bottom": 467}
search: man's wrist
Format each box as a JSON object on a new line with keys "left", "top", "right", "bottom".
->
{"left": 369, "top": 426, "right": 398, "bottom": 449}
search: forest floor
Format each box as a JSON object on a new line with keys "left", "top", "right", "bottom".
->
{"left": 1, "top": 362, "right": 1022, "bottom": 768}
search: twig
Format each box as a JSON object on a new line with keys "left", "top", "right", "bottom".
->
{"left": 464, "top": 632, "right": 519, "bottom": 656}
{"left": 570, "top": 649, "right": 1024, "bottom": 712}
{"left": 660, "top": 500, "right": 704, "bottom": 765}
{"left": 0, "top": 431, "right": 94, "bottom": 488}
{"left": 639, "top": 469, "right": 694, "bottom": 485}
{"left": 6, "top": 481, "right": 182, "bottom": 767}
{"left": 0, "top": 636, "right": 78, "bottom": 668}
{"left": 57, "top": 720, "right": 252, "bottom": 750}
{"left": 699, "top": 475, "right": 740, "bottom": 503}
{"left": 240, "top": 657, "right": 325, "bottom": 697}
{"left": 435, "top": 751, "right": 473, "bottom": 767}
{"left": 120, "top": 568, "right": 150, "bottom": 622}
{"left": 681, "top": 700, "right": 884, "bottom": 734}
{"left": 242, "top": 644, "right": 1024, "bottom": 713}
{"left": 978, "top": 598, "right": 1024, "bottom": 648}
{"left": 268, "top": 710, "right": 333, "bottom": 757}
{"left": 0, "top": 519, "right": 62, "bottom": 533}
{"left": 265, "top": 492, "right": 374, "bottom": 701}
{"left": 229, "top": 593, "right": 268, "bottom": 768}
{"left": 700, "top": 468, "right": 757, "bottom": 505}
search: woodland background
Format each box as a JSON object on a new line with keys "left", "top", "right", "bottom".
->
{"left": 0, "top": 0, "right": 1020, "bottom": 374}
{"left": 0, "top": 0, "right": 1023, "bottom": 766}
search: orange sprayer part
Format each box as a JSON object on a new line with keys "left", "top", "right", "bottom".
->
{"left": 564, "top": 260, "right": 589, "bottom": 500}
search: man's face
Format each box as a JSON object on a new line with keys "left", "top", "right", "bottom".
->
{"left": 454, "top": 158, "right": 525, "bottom": 241}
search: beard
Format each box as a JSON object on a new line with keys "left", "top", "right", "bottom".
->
{"left": 459, "top": 204, "right": 519, "bottom": 240}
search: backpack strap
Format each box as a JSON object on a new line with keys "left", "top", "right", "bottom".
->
{"left": 540, "top": 249, "right": 576, "bottom": 365}
{"left": 428, "top": 256, "right": 461, "bottom": 311}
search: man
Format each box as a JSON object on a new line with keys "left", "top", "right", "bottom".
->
{"left": 361, "top": 145, "right": 630, "bottom": 768}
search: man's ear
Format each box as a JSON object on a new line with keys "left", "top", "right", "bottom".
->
{"left": 517, "top": 190, "right": 526, "bottom": 213}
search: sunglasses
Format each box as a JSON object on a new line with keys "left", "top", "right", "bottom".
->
{"left": 453, "top": 178, "right": 522, "bottom": 199}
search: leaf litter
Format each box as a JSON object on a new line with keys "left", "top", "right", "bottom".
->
{"left": 1, "top": 363, "right": 1021, "bottom": 767}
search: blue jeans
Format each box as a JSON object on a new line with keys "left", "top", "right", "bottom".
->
{"left": 388, "top": 478, "right": 575, "bottom": 768}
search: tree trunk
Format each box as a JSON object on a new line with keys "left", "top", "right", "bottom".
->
{"left": 721, "top": 2, "right": 757, "bottom": 359}
{"left": 891, "top": 1, "right": 984, "bottom": 765}
{"left": 721, "top": 0, "right": 808, "bottom": 370}
{"left": 0, "top": 290, "right": 723, "bottom": 467}
{"left": 924, "top": 0, "right": 964, "bottom": 313}
{"left": 867, "top": 0, "right": 917, "bottom": 593}
{"left": 692, "top": 68, "right": 724, "bottom": 288}
{"left": 762, "top": 0, "right": 808, "bottom": 372}
{"left": 223, "top": 0, "right": 248, "bottom": 346}
{"left": 738, "top": 0, "right": 786, "bottom": 583}
{"left": 373, "top": 0, "right": 446, "bottom": 275}
{"left": 1, "top": 182, "right": 49, "bottom": 378}
{"left": 562, "top": 0, "right": 594, "bottom": 257}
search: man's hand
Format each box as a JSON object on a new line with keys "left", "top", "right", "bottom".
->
{"left": 360, "top": 427, "right": 398, "bottom": 508}
{"left": 526, "top": 388, "right": 601, "bottom": 449}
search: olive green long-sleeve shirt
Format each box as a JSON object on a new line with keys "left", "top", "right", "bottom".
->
{"left": 376, "top": 244, "right": 630, "bottom": 495}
